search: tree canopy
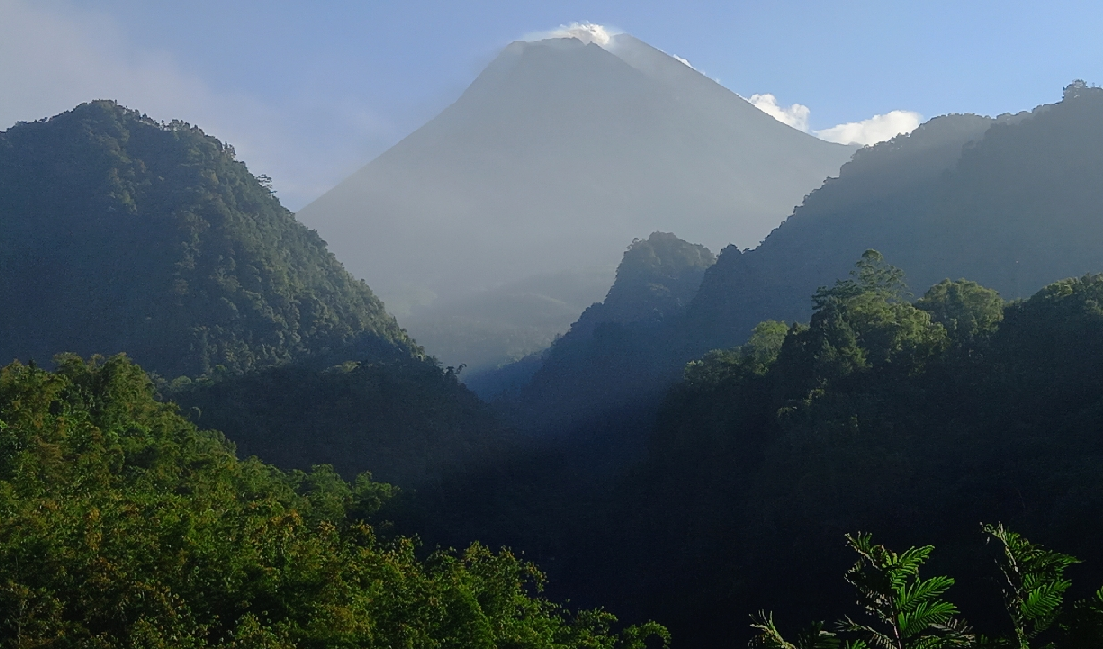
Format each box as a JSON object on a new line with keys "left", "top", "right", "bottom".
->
{"left": 0, "top": 354, "right": 668, "bottom": 648}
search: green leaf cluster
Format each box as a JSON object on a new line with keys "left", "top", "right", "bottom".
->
{"left": 754, "top": 528, "right": 1103, "bottom": 649}
{"left": 836, "top": 534, "right": 971, "bottom": 649}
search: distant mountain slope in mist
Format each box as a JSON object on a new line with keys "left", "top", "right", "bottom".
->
{"left": 297, "top": 33, "right": 856, "bottom": 370}
{"left": 503, "top": 232, "right": 714, "bottom": 438}
{"left": 0, "top": 101, "right": 414, "bottom": 378}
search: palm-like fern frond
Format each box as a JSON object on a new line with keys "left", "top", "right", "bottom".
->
{"left": 839, "top": 533, "right": 973, "bottom": 649}
{"left": 750, "top": 611, "right": 842, "bottom": 649}
{"left": 983, "top": 522, "right": 1078, "bottom": 648}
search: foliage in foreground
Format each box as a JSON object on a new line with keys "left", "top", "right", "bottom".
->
{"left": 751, "top": 527, "right": 1103, "bottom": 649}
{"left": 0, "top": 354, "right": 668, "bottom": 648}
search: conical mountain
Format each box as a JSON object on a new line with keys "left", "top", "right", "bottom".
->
{"left": 297, "top": 33, "right": 855, "bottom": 370}
{"left": 0, "top": 101, "right": 414, "bottom": 378}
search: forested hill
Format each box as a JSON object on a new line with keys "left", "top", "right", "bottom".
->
{"left": 685, "top": 82, "right": 1103, "bottom": 351}
{"left": 564, "top": 254, "right": 1103, "bottom": 647}
{"left": 499, "top": 232, "right": 714, "bottom": 439}
{"left": 0, "top": 101, "right": 413, "bottom": 379}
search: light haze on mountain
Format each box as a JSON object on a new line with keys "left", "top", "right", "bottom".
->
{"left": 298, "top": 29, "right": 856, "bottom": 370}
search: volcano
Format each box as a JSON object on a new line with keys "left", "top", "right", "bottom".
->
{"left": 297, "top": 32, "right": 856, "bottom": 368}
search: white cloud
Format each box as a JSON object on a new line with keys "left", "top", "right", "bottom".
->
{"left": 813, "top": 110, "right": 923, "bottom": 146}
{"left": 746, "top": 89, "right": 921, "bottom": 146}
{"left": 748, "top": 94, "right": 811, "bottom": 131}
{"left": 525, "top": 22, "right": 619, "bottom": 48}
{"left": 0, "top": 0, "right": 395, "bottom": 210}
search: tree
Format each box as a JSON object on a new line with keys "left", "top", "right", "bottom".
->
{"left": 982, "top": 523, "right": 1077, "bottom": 649}
{"left": 915, "top": 280, "right": 1003, "bottom": 351}
{"left": 779, "top": 251, "right": 947, "bottom": 391}
{"left": 750, "top": 533, "right": 972, "bottom": 649}
{"left": 836, "top": 533, "right": 973, "bottom": 649}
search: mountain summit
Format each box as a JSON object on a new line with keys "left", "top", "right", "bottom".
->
{"left": 298, "top": 32, "right": 855, "bottom": 369}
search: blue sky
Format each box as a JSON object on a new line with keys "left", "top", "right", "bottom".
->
{"left": 3, "top": 0, "right": 1101, "bottom": 209}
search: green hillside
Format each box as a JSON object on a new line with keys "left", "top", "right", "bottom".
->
{"left": 0, "top": 101, "right": 412, "bottom": 379}
{"left": 686, "top": 82, "right": 1103, "bottom": 350}
{"left": 0, "top": 354, "right": 666, "bottom": 647}
{"left": 489, "top": 84, "right": 1103, "bottom": 457}
{"left": 167, "top": 356, "right": 513, "bottom": 487}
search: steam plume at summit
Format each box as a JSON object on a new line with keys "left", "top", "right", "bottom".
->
{"left": 525, "top": 22, "right": 618, "bottom": 47}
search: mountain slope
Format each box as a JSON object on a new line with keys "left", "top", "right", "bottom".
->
{"left": 575, "top": 265, "right": 1103, "bottom": 648}
{"left": 683, "top": 111, "right": 997, "bottom": 349}
{"left": 685, "top": 83, "right": 1103, "bottom": 350}
{"left": 298, "top": 34, "right": 855, "bottom": 369}
{"left": 507, "top": 232, "right": 714, "bottom": 445}
{"left": 0, "top": 101, "right": 412, "bottom": 378}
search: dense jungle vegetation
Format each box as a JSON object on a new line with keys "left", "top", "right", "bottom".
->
{"left": 0, "top": 355, "right": 667, "bottom": 648}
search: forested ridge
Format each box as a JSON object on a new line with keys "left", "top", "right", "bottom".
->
{"left": 481, "top": 83, "right": 1103, "bottom": 461}
{"left": 0, "top": 100, "right": 413, "bottom": 379}
{"left": 486, "top": 231, "right": 715, "bottom": 438}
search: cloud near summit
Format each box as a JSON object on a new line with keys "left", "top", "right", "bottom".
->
{"left": 748, "top": 93, "right": 921, "bottom": 146}
{"left": 524, "top": 23, "right": 918, "bottom": 147}
{"left": 524, "top": 22, "right": 619, "bottom": 47}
